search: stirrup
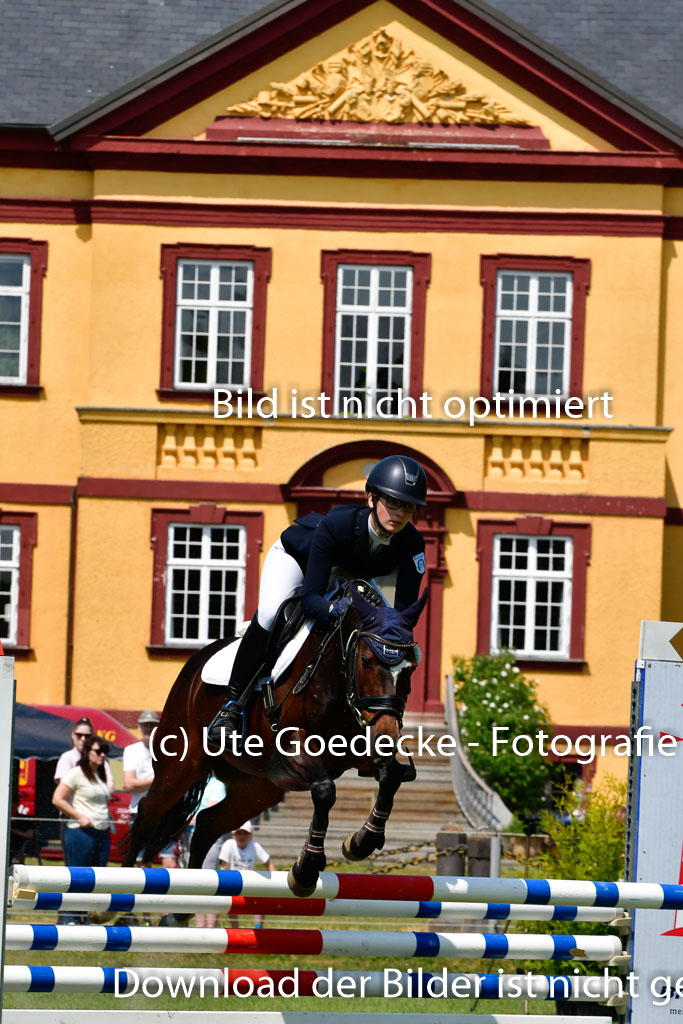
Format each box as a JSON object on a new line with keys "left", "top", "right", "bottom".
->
{"left": 207, "top": 701, "right": 246, "bottom": 748}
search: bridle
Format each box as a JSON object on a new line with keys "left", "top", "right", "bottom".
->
{"left": 341, "top": 624, "right": 416, "bottom": 730}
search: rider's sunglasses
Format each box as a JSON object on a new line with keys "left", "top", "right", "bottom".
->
{"left": 380, "top": 494, "right": 418, "bottom": 515}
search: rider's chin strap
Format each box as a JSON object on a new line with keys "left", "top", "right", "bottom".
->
{"left": 368, "top": 491, "right": 391, "bottom": 541}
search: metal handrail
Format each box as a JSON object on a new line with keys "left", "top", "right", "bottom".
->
{"left": 444, "top": 673, "right": 513, "bottom": 832}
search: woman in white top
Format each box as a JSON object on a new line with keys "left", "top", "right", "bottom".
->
{"left": 52, "top": 735, "right": 113, "bottom": 868}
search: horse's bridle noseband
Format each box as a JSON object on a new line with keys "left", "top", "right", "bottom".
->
{"left": 342, "top": 626, "right": 415, "bottom": 730}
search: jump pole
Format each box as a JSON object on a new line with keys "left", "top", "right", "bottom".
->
{"left": 12, "top": 891, "right": 626, "bottom": 923}
{"left": 4, "top": 924, "right": 623, "bottom": 960}
{"left": 1, "top": 967, "right": 627, "bottom": 1001}
{"left": 12, "top": 864, "right": 683, "bottom": 908}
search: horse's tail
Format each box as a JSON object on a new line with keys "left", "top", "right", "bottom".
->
{"left": 126, "top": 776, "right": 208, "bottom": 865}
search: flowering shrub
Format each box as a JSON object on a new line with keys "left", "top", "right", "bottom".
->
{"left": 452, "top": 651, "right": 552, "bottom": 814}
{"left": 516, "top": 775, "right": 627, "bottom": 976}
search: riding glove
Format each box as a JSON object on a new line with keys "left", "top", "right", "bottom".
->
{"left": 328, "top": 596, "right": 352, "bottom": 622}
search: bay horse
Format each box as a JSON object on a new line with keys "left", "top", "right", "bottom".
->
{"left": 125, "top": 580, "right": 428, "bottom": 897}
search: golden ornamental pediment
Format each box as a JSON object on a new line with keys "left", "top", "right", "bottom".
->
{"left": 225, "top": 27, "right": 528, "bottom": 125}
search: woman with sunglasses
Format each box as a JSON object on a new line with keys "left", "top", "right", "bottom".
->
{"left": 53, "top": 717, "right": 114, "bottom": 788}
{"left": 52, "top": 735, "right": 113, "bottom": 872}
{"left": 209, "top": 455, "right": 428, "bottom": 742}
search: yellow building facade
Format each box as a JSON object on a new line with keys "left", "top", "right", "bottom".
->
{"left": 1, "top": 0, "right": 682, "bottom": 780}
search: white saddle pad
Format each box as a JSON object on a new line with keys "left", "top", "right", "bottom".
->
{"left": 201, "top": 621, "right": 314, "bottom": 686}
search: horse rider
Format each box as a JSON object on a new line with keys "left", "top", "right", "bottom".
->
{"left": 207, "top": 454, "right": 428, "bottom": 744}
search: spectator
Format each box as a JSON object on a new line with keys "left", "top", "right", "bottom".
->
{"left": 190, "top": 774, "right": 228, "bottom": 928}
{"left": 123, "top": 709, "right": 178, "bottom": 870}
{"left": 54, "top": 717, "right": 114, "bottom": 788}
{"left": 52, "top": 735, "right": 113, "bottom": 921}
{"left": 219, "top": 821, "right": 274, "bottom": 929}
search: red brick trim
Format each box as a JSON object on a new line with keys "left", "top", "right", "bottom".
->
{"left": 480, "top": 254, "right": 591, "bottom": 401}
{"left": 68, "top": 138, "right": 683, "bottom": 184}
{"left": 208, "top": 118, "right": 551, "bottom": 148}
{"left": 0, "top": 199, "right": 91, "bottom": 223}
{"left": 0, "top": 510, "right": 37, "bottom": 650}
{"left": 0, "top": 238, "right": 47, "bottom": 391}
{"left": 77, "top": 478, "right": 285, "bottom": 502}
{"left": 0, "top": 483, "right": 73, "bottom": 505}
{"left": 320, "top": 249, "right": 431, "bottom": 411}
{"left": 2, "top": 196, "right": 683, "bottom": 235}
{"left": 476, "top": 515, "right": 591, "bottom": 661}
{"left": 461, "top": 491, "right": 665, "bottom": 518}
{"left": 149, "top": 504, "right": 263, "bottom": 648}
{"left": 71, "top": 477, "right": 665, "bottom": 518}
{"left": 159, "top": 243, "right": 271, "bottom": 397}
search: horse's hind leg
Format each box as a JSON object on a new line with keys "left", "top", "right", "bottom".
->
{"left": 124, "top": 756, "right": 208, "bottom": 867}
{"left": 158, "top": 773, "right": 284, "bottom": 927}
{"left": 342, "top": 757, "right": 404, "bottom": 862}
{"left": 189, "top": 774, "right": 284, "bottom": 869}
{"left": 288, "top": 777, "right": 336, "bottom": 897}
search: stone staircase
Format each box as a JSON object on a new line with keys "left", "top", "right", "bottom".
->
{"left": 250, "top": 716, "right": 468, "bottom": 868}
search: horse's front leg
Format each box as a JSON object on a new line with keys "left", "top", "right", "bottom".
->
{"left": 342, "top": 756, "right": 404, "bottom": 862}
{"left": 287, "top": 776, "right": 336, "bottom": 897}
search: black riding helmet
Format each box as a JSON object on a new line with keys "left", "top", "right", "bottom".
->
{"left": 365, "top": 455, "right": 428, "bottom": 507}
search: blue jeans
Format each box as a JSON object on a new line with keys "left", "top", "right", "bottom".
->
{"left": 64, "top": 825, "right": 110, "bottom": 868}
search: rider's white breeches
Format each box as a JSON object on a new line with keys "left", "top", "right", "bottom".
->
{"left": 256, "top": 539, "right": 305, "bottom": 631}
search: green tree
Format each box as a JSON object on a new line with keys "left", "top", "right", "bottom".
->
{"left": 452, "top": 651, "right": 552, "bottom": 814}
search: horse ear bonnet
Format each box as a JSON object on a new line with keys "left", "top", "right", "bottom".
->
{"left": 349, "top": 581, "right": 413, "bottom": 666}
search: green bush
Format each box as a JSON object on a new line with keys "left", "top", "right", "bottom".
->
{"left": 452, "top": 651, "right": 552, "bottom": 814}
{"left": 516, "top": 774, "right": 627, "bottom": 974}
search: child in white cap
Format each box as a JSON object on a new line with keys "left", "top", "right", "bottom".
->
{"left": 219, "top": 821, "right": 274, "bottom": 928}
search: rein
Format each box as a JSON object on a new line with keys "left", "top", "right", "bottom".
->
{"left": 342, "top": 626, "right": 414, "bottom": 730}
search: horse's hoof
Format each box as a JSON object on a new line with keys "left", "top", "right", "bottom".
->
{"left": 341, "top": 834, "right": 364, "bottom": 862}
{"left": 287, "top": 866, "right": 317, "bottom": 898}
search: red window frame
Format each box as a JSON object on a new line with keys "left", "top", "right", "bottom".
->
{"left": 320, "top": 249, "right": 431, "bottom": 413}
{"left": 480, "top": 255, "right": 591, "bottom": 401}
{"left": 0, "top": 511, "right": 37, "bottom": 653}
{"left": 0, "top": 239, "right": 47, "bottom": 396}
{"left": 476, "top": 515, "right": 591, "bottom": 664}
{"left": 148, "top": 504, "right": 263, "bottom": 654}
{"left": 158, "top": 244, "right": 272, "bottom": 401}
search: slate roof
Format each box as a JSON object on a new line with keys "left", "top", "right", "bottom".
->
{"left": 2, "top": 0, "right": 681, "bottom": 139}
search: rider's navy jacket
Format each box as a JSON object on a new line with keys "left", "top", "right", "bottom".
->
{"left": 280, "top": 505, "right": 426, "bottom": 623}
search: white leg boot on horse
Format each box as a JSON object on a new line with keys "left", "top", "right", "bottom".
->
{"left": 206, "top": 617, "right": 271, "bottom": 746}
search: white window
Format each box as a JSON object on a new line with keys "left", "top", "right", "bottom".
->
{"left": 494, "top": 270, "right": 572, "bottom": 397}
{"left": 0, "top": 525, "right": 20, "bottom": 645}
{"left": 0, "top": 255, "right": 30, "bottom": 384}
{"left": 491, "top": 535, "right": 573, "bottom": 657}
{"left": 165, "top": 523, "right": 246, "bottom": 645}
{"left": 334, "top": 264, "right": 412, "bottom": 416}
{"left": 175, "top": 260, "right": 253, "bottom": 389}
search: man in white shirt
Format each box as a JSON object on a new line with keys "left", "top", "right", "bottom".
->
{"left": 123, "top": 709, "right": 180, "bottom": 873}
{"left": 122, "top": 710, "right": 158, "bottom": 816}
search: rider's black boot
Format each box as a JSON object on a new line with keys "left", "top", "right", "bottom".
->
{"left": 207, "top": 618, "right": 271, "bottom": 745}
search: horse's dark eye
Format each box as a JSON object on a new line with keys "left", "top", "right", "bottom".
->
{"left": 361, "top": 655, "right": 372, "bottom": 668}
